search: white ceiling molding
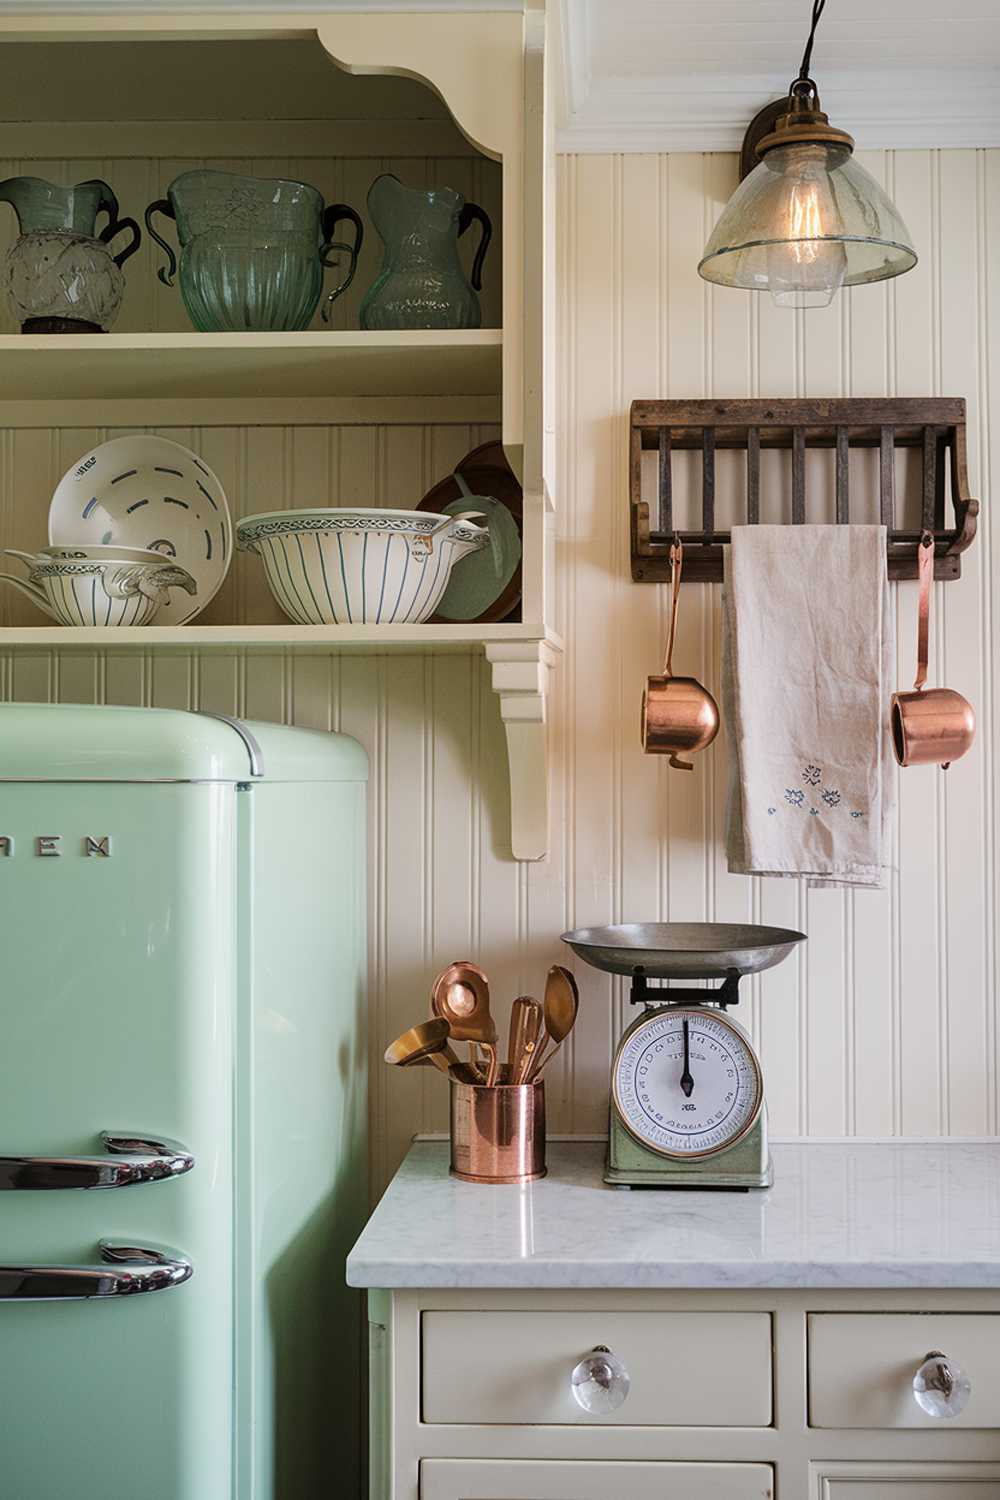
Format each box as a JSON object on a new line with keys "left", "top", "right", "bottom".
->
{"left": 0, "top": 1, "right": 521, "bottom": 12}
{"left": 556, "top": 0, "right": 1000, "bottom": 153}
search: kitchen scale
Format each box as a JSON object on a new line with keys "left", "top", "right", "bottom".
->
{"left": 561, "top": 923, "right": 805, "bottom": 1190}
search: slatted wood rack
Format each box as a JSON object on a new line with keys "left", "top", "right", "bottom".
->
{"left": 630, "top": 398, "right": 979, "bottom": 582}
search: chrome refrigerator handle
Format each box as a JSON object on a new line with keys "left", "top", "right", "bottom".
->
{"left": 0, "top": 1243, "right": 192, "bottom": 1301}
{"left": 0, "top": 1133, "right": 194, "bottom": 1190}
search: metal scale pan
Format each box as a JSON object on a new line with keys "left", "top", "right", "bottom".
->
{"left": 562, "top": 922, "right": 805, "bottom": 982}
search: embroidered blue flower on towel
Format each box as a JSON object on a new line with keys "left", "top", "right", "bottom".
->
{"left": 773, "top": 766, "right": 868, "bottom": 825}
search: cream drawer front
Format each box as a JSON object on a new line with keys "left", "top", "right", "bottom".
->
{"left": 422, "top": 1310, "right": 772, "bottom": 1426}
{"left": 809, "top": 1314, "right": 1000, "bottom": 1428}
{"left": 420, "top": 1459, "right": 774, "bottom": 1499}
{"left": 813, "top": 1461, "right": 1000, "bottom": 1497}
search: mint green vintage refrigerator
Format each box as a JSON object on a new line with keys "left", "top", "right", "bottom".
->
{"left": 0, "top": 703, "right": 368, "bottom": 1500}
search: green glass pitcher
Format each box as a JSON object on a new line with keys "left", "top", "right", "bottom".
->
{"left": 0, "top": 176, "right": 140, "bottom": 332}
{"left": 145, "top": 169, "right": 364, "bottom": 332}
{"left": 359, "top": 174, "right": 492, "bottom": 330}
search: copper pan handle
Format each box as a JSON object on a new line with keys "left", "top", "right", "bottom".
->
{"left": 914, "top": 530, "right": 933, "bottom": 692}
{"left": 662, "top": 537, "right": 683, "bottom": 677}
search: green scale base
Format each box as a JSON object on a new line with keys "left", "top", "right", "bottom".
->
{"left": 605, "top": 1109, "right": 772, "bottom": 1190}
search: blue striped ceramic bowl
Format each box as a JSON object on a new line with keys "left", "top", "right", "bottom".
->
{"left": 236, "top": 508, "right": 489, "bottom": 627}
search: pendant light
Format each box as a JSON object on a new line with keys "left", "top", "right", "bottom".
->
{"left": 698, "top": 0, "right": 917, "bottom": 309}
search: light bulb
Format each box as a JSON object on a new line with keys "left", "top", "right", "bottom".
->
{"left": 765, "top": 145, "right": 848, "bottom": 307}
{"left": 766, "top": 237, "right": 848, "bottom": 307}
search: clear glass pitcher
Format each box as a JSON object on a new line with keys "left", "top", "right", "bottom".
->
{"left": 0, "top": 176, "right": 140, "bottom": 332}
{"left": 145, "top": 169, "right": 364, "bottom": 332}
{"left": 359, "top": 174, "right": 492, "bottom": 330}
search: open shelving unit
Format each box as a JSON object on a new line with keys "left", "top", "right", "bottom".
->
{"left": 0, "top": 10, "right": 556, "bottom": 860}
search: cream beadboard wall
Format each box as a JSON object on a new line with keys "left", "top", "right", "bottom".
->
{"left": 3, "top": 146, "right": 997, "bottom": 1197}
{"left": 554, "top": 147, "right": 998, "bottom": 1159}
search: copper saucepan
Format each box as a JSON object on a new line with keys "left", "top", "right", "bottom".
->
{"left": 641, "top": 538, "right": 720, "bottom": 770}
{"left": 890, "top": 532, "right": 975, "bottom": 770}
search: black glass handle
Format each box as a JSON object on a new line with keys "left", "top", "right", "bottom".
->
{"left": 457, "top": 201, "right": 492, "bottom": 292}
{"left": 145, "top": 197, "right": 178, "bottom": 287}
{"left": 320, "top": 203, "right": 364, "bottom": 321}
{"left": 100, "top": 215, "right": 142, "bottom": 268}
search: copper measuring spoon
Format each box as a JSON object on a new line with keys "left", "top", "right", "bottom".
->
{"left": 384, "top": 1018, "right": 466, "bottom": 1077}
{"left": 528, "top": 965, "right": 579, "bottom": 1080}
{"left": 431, "top": 960, "right": 499, "bottom": 1086}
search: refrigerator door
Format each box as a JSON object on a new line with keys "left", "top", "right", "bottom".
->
{"left": 234, "top": 722, "right": 368, "bottom": 1500}
{"left": 0, "top": 713, "right": 238, "bottom": 1500}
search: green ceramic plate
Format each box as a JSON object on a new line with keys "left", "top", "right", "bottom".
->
{"left": 430, "top": 491, "right": 521, "bottom": 622}
{"left": 417, "top": 445, "right": 522, "bottom": 622}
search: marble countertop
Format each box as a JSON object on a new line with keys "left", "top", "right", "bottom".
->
{"left": 346, "top": 1138, "right": 1000, "bottom": 1289}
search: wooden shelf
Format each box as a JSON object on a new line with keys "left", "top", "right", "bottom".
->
{"left": 0, "top": 621, "right": 556, "bottom": 654}
{"left": 0, "top": 330, "right": 503, "bottom": 403}
{"left": 0, "top": 620, "right": 560, "bottom": 861}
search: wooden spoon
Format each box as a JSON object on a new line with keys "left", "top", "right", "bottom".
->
{"left": 384, "top": 1018, "right": 463, "bottom": 1077}
{"left": 431, "top": 960, "right": 499, "bottom": 1085}
{"left": 528, "top": 965, "right": 579, "bottom": 1080}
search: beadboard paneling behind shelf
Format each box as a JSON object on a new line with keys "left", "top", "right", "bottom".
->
{"left": 2, "top": 148, "right": 997, "bottom": 1201}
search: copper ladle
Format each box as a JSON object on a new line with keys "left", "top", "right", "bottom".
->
{"left": 431, "top": 960, "right": 499, "bottom": 1086}
{"left": 641, "top": 537, "right": 720, "bottom": 770}
{"left": 384, "top": 1018, "right": 468, "bottom": 1079}
{"left": 527, "top": 965, "right": 579, "bottom": 1081}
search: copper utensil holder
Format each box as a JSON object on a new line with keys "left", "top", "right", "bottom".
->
{"left": 449, "top": 1069, "right": 546, "bottom": 1184}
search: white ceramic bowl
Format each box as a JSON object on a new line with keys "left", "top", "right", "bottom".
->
{"left": 48, "top": 434, "right": 232, "bottom": 625}
{"left": 236, "top": 508, "right": 489, "bottom": 626}
{"left": 0, "top": 549, "right": 198, "bottom": 627}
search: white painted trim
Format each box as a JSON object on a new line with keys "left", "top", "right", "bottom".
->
{"left": 558, "top": 117, "right": 1000, "bottom": 154}
{"left": 557, "top": 64, "right": 1000, "bottom": 154}
{"left": 485, "top": 637, "right": 558, "bottom": 861}
{"left": 558, "top": 119, "right": 1000, "bottom": 154}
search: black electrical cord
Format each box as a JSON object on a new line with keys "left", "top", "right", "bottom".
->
{"left": 798, "top": 0, "right": 827, "bottom": 81}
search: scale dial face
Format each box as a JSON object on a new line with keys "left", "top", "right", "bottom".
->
{"left": 612, "top": 1007, "right": 763, "bottom": 1160}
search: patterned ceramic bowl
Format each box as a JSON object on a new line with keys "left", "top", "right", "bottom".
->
{"left": 0, "top": 548, "right": 197, "bottom": 626}
{"left": 236, "top": 508, "right": 489, "bottom": 626}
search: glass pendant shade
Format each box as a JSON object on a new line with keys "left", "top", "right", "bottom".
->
{"left": 699, "top": 140, "right": 917, "bottom": 309}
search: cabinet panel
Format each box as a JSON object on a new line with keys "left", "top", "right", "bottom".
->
{"left": 422, "top": 1310, "right": 771, "bottom": 1426}
{"left": 420, "top": 1459, "right": 774, "bottom": 1499}
{"left": 813, "top": 1461, "right": 1000, "bottom": 1497}
{"left": 809, "top": 1314, "right": 1000, "bottom": 1428}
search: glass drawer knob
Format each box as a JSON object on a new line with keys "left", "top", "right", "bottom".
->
{"left": 913, "top": 1350, "right": 971, "bottom": 1418}
{"left": 570, "top": 1345, "right": 631, "bottom": 1414}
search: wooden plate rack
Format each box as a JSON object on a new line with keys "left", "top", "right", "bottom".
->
{"left": 630, "top": 398, "right": 979, "bottom": 583}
